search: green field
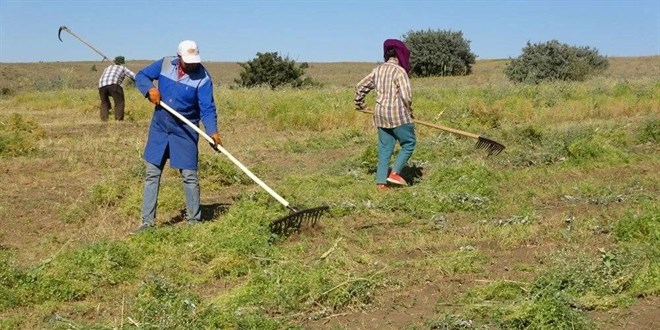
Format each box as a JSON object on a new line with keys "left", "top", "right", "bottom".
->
{"left": 0, "top": 57, "right": 658, "bottom": 329}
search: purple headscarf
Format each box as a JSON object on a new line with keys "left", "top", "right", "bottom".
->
{"left": 383, "top": 39, "right": 411, "bottom": 74}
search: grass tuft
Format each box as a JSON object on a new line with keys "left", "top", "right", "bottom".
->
{"left": 0, "top": 113, "right": 44, "bottom": 157}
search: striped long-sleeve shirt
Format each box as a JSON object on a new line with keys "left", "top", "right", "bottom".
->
{"left": 354, "top": 58, "right": 413, "bottom": 128}
{"left": 98, "top": 65, "right": 136, "bottom": 88}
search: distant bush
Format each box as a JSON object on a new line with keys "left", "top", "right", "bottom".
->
{"left": 505, "top": 40, "right": 609, "bottom": 83}
{"left": 235, "top": 52, "right": 317, "bottom": 89}
{"left": 403, "top": 29, "right": 477, "bottom": 77}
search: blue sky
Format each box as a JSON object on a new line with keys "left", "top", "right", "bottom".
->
{"left": 1, "top": 0, "right": 658, "bottom": 63}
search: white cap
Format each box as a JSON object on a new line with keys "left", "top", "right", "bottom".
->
{"left": 177, "top": 40, "right": 201, "bottom": 63}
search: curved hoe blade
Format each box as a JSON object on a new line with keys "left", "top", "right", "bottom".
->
{"left": 58, "top": 26, "right": 68, "bottom": 42}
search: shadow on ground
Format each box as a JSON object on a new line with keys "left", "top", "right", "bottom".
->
{"left": 164, "top": 203, "right": 232, "bottom": 225}
{"left": 400, "top": 164, "right": 424, "bottom": 186}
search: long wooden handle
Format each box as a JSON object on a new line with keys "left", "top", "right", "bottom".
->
{"left": 359, "top": 109, "right": 480, "bottom": 139}
{"left": 60, "top": 27, "right": 112, "bottom": 62}
{"left": 159, "top": 101, "right": 292, "bottom": 209}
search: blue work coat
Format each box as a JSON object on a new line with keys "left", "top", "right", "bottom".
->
{"left": 135, "top": 57, "right": 218, "bottom": 170}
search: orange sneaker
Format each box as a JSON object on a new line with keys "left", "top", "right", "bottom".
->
{"left": 386, "top": 172, "right": 408, "bottom": 186}
{"left": 377, "top": 184, "right": 389, "bottom": 191}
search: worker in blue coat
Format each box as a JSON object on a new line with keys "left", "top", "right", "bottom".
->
{"left": 132, "top": 40, "right": 222, "bottom": 233}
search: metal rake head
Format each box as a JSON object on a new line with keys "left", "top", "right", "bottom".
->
{"left": 269, "top": 205, "right": 330, "bottom": 236}
{"left": 475, "top": 136, "right": 506, "bottom": 156}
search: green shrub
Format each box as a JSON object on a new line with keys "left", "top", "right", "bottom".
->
{"left": 235, "top": 52, "right": 317, "bottom": 89}
{"left": 505, "top": 40, "right": 608, "bottom": 83}
{"left": 404, "top": 29, "right": 477, "bottom": 77}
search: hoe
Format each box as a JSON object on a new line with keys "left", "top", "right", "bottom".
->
{"left": 58, "top": 26, "right": 112, "bottom": 62}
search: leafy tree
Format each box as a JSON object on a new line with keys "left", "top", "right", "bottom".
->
{"left": 235, "top": 52, "right": 315, "bottom": 89}
{"left": 403, "top": 29, "right": 477, "bottom": 77}
{"left": 505, "top": 40, "right": 609, "bottom": 84}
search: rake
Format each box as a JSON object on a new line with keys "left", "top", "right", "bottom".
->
{"left": 359, "top": 109, "right": 505, "bottom": 156}
{"left": 159, "top": 101, "right": 329, "bottom": 236}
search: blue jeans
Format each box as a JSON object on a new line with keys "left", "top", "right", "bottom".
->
{"left": 141, "top": 161, "right": 201, "bottom": 225}
{"left": 376, "top": 123, "right": 416, "bottom": 184}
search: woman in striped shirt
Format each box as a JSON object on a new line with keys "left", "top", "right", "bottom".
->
{"left": 355, "top": 39, "right": 416, "bottom": 190}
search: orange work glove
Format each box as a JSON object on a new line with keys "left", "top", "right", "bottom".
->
{"left": 210, "top": 132, "right": 222, "bottom": 147}
{"left": 147, "top": 88, "right": 161, "bottom": 105}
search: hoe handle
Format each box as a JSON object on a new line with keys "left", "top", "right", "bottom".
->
{"left": 158, "top": 101, "right": 292, "bottom": 209}
{"left": 58, "top": 26, "right": 112, "bottom": 62}
{"left": 359, "top": 109, "right": 480, "bottom": 140}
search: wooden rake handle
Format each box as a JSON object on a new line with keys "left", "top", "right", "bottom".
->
{"left": 158, "top": 101, "right": 294, "bottom": 210}
{"left": 358, "top": 109, "right": 480, "bottom": 140}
